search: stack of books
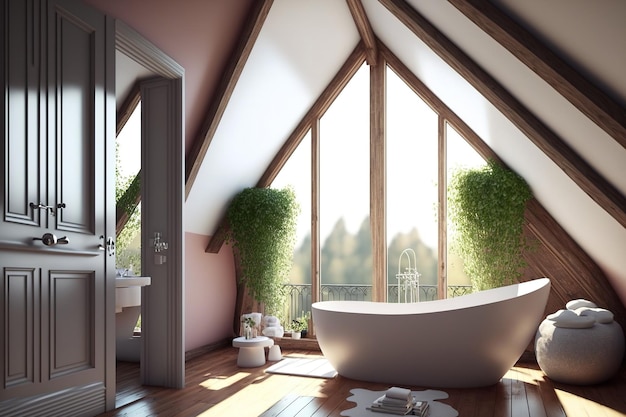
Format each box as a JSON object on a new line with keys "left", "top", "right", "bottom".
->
{"left": 367, "top": 387, "right": 430, "bottom": 416}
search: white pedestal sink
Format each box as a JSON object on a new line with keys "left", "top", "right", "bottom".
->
{"left": 115, "top": 276, "right": 151, "bottom": 313}
{"left": 116, "top": 276, "right": 151, "bottom": 362}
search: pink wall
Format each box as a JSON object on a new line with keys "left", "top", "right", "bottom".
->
{"left": 184, "top": 232, "right": 236, "bottom": 352}
{"left": 84, "top": 0, "right": 251, "bottom": 152}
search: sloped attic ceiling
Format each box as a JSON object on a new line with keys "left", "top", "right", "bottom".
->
{"left": 185, "top": 0, "right": 361, "bottom": 233}
{"left": 185, "top": 0, "right": 626, "bottom": 304}
{"left": 361, "top": 2, "right": 626, "bottom": 290}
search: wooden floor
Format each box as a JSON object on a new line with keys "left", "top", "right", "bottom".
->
{"left": 98, "top": 346, "right": 626, "bottom": 417}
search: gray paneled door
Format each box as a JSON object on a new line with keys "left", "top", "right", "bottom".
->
{"left": 1, "top": 0, "right": 116, "bottom": 414}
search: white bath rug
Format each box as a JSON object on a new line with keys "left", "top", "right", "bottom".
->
{"left": 265, "top": 356, "right": 337, "bottom": 379}
{"left": 340, "top": 388, "right": 459, "bottom": 417}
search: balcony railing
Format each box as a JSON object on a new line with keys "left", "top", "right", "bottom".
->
{"left": 283, "top": 283, "right": 473, "bottom": 325}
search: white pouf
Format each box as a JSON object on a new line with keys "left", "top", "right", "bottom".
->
{"left": 535, "top": 303, "right": 625, "bottom": 385}
{"left": 268, "top": 345, "right": 282, "bottom": 361}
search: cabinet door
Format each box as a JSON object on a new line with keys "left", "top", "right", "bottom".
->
{"left": 1, "top": 0, "right": 115, "bottom": 414}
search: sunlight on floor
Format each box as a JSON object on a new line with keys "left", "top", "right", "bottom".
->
{"left": 199, "top": 372, "right": 250, "bottom": 390}
{"left": 555, "top": 388, "right": 621, "bottom": 417}
{"left": 503, "top": 367, "right": 540, "bottom": 385}
{"left": 197, "top": 378, "right": 284, "bottom": 417}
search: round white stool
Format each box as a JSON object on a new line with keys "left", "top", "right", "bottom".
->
{"left": 232, "top": 336, "right": 274, "bottom": 367}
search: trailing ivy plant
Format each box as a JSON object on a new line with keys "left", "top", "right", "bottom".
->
{"left": 448, "top": 159, "right": 532, "bottom": 291}
{"left": 226, "top": 186, "right": 300, "bottom": 315}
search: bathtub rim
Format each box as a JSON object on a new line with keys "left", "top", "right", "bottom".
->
{"left": 312, "top": 277, "right": 550, "bottom": 315}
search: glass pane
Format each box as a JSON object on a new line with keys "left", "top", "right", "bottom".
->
{"left": 386, "top": 67, "right": 439, "bottom": 302}
{"left": 446, "top": 123, "right": 486, "bottom": 297}
{"left": 271, "top": 131, "right": 312, "bottom": 323}
{"left": 116, "top": 101, "right": 142, "bottom": 275}
{"left": 320, "top": 65, "right": 371, "bottom": 301}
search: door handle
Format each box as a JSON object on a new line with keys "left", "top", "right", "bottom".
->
{"left": 33, "top": 233, "right": 69, "bottom": 246}
{"left": 30, "top": 202, "right": 56, "bottom": 216}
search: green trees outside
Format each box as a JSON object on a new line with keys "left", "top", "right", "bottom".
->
{"left": 289, "top": 216, "right": 437, "bottom": 286}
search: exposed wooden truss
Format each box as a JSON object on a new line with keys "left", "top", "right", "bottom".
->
{"left": 184, "top": 0, "right": 274, "bottom": 199}
{"left": 369, "top": 58, "right": 387, "bottom": 301}
{"left": 116, "top": 81, "right": 141, "bottom": 137}
{"left": 448, "top": 0, "right": 626, "bottom": 148}
{"left": 378, "top": 0, "right": 626, "bottom": 229}
{"left": 346, "top": 0, "right": 378, "bottom": 65}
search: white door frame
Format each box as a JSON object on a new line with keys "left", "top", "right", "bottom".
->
{"left": 115, "top": 20, "right": 185, "bottom": 389}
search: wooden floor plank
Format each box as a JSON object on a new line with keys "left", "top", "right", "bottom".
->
{"left": 466, "top": 383, "right": 497, "bottom": 417}
{"left": 259, "top": 394, "right": 301, "bottom": 417}
{"left": 98, "top": 347, "right": 626, "bottom": 417}
{"left": 494, "top": 374, "right": 512, "bottom": 417}
{"left": 510, "top": 368, "right": 531, "bottom": 417}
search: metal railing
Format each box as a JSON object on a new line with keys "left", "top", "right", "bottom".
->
{"left": 284, "top": 283, "right": 473, "bottom": 325}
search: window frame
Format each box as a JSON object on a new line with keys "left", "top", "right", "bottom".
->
{"left": 265, "top": 46, "right": 501, "bottom": 324}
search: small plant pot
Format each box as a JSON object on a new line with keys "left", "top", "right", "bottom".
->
{"left": 291, "top": 331, "right": 301, "bottom": 340}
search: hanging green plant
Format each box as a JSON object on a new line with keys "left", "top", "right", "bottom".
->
{"left": 116, "top": 172, "right": 141, "bottom": 218}
{"left": 226, "top": 186, "right": 300, "bottom": 315}
{"left": 448, "top": 159, "right": 532, "bottom": 291}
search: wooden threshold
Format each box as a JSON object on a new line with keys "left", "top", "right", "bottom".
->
{"left": 99, "top": 346, "right": 626, "bottom": 417}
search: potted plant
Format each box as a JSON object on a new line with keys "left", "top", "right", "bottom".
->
{"left": 447, "top": 159, "right": 532, "bottom": 291}
{"left": 242, "top": 316, "right": 257, "bottom": 339}
{"left": 290, "top": 315, "right": 308, "bottom": 339}
{"left": 226, "top": 186, "right": 300, "bottom": 332}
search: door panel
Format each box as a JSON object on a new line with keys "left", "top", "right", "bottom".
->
{"left": 1, "top": 0, "right": 115, "bottom": 413}
{"left": 52, "top": 2, "right": 100, "bottom": 236}
{"left": 4, "top": 268, "right": 36, "bottom": 390}
{"left": 3, "top": 0, "right": 43, "bottom": 232}
{"left": 49, "top": 271, "right": 95, "bottom": 377}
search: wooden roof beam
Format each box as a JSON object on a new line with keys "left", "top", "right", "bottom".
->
{"left": 379, "top": 0, "right": 626, "bottom": 228}
{"left": 347, "top": 0, "right": 378, "bottom": 65}
{"left": 185, "top": 0, "right": 274, "bottom": 199}
{"left": 116, "top": 81, "right": 141, "bottom": 137}
{"left": 448, "top": 0, "right": 626, "bottom": 148}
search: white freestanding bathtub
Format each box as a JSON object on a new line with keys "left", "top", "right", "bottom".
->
{"left": 312, "top": 278, "right": 550, "bottom": 388}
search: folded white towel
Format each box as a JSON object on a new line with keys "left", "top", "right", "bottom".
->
{"left": 386, "top": 387, "right": 412, "bottom": 401}
{"left": 262, "top": 326, "right": 284, "bottom": 337}
{"left": 566, "top": 299, "right": 597, "bottom": 311}
{"left": 577, "top": 307, "right": 614, "bottom": 324}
